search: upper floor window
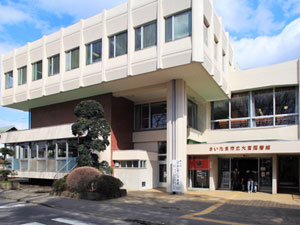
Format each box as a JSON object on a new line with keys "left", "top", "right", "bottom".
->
{"left": 211, "top": 86, "right": 299, "bottom": 130}
{"left": 188, "top": 100, "right": 198, "bottom": 130}
{"left": 48, "top": 54, "right": 60, "bottom": 76}
{"left": 32, "top": 61, "right": 42, "bottom": 81}
{"left": 66, "top": 48, "right": 79, "bottom": 71}
{"left": 222, "top": 51, "right": 226, "bottom": 72}
{"left": 165, "top": 10, "right": 192, "bottom": 42}
{"left": 135, "top": 21, "right": 157, "bottom": 51}
{"left": 204, "top": 17, "right": 209, "bottom": 46}
{"left": 5, "top": 71, "right": 13, "bottom": 89}
{"left": 18, "top": 66, "right": 27, "bottom": 85}
{"left": 134, "top": 101, "right": 166, "bottom": 130}
{"left": 86, "top": 39, "right": 102, "bottom": 65}
{"left": 214, "top": 36, "right": 218, "bottom": 60}
{"left": 109, "top": 31, "right": 127, "bottom": 58}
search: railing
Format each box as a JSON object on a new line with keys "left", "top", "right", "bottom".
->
{"left": 53, "top": 158, "right": 77, "bottom": 179}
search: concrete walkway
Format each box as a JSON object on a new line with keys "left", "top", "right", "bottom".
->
{"left": 0, "top": 186, "right": 300, "bottom": 225}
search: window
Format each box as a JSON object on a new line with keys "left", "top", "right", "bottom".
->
{"left": 48, "top": 54, "right": 60, "bottom": 76}
{"left": 211, "top": 86, "right": 298, "bottom": 130}
{"left": 17, "top": 66, "right": 27, "bottom": 85}
{"left": 188, "top": 100, "right": 198, "bottom": 129}
{"left": 222, "top": 51, "right": 226, "bottom": 72}
{"left": 214, "top": 36, "right": 218, "bottom": 60}
{"left": 114, "top": 160, "right": 146, "bottom": 168}
{"left": 86, "top": 39, "right": 102, "bottom": 65}
{"left": 5, "top": 71, "right": 13, "bottom": 89}
{"left": 66, "top": 48, "right": 79, "bottom": 71}
{"left": 135, "top": 21, "right": 157, "bottom": 50}
{"left": 32, "top": 61, "right": 42, "bottom": 81}
{"left": 134, "top": 102, "right": 167, "bottom": 130}
{"left": 158, "top": 141, "right": 167, "bottom": 161}
{"left": 204, "top": 17, "right": 209, "bottom": 46}
{"left": 165, "top": 10, "right": 192, "bottom": 42}
{"left": 109, "top": 31, "right": 127, "bottom": 58}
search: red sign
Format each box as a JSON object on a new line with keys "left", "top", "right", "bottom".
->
{"left": 209, "top": 144, "right": 271, "bottom": 152}
{"left": 189, "top": 157, "right": 209, "bottom": 170}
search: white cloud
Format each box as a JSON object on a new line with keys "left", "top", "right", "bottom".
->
{"left": 279, "top": 0, "right": 300, "bottom": 16}
{"left": 215, "top": 0, "right": 283, "bottom": 35}
{"left": 27, "top": 0, "right": 128, "bottom": 21}
{"left": 0, "top": 3, "right": 31, "bottom": 25}
{"left": 233, "top": 17, "right": 300, "bottom": 69}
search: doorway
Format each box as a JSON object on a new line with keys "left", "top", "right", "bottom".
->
{"left": 278, "top": 155, "right": 299, "bottom": 192}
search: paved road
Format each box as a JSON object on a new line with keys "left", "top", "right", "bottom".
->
{"left": 0, "top": 198, "right": 134, "bottom": 225}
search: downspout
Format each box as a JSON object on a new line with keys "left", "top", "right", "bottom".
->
{"left": 172, "top": 80, "right": 176, "bottom": 160}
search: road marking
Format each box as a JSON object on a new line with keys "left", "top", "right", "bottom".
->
{"left": 21, "top": 223, "right": 45, "bottom": 225}
{"left": 52, "top": 217, "right": 97, "bottom": 225}
{"left": 0, "top": 203, "right": 26, "bottom": 209}
{"left": 181, "top": 192, "right": 249, "bottom": 225}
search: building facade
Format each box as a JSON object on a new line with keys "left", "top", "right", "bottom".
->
{"left": 1, "top": 0, "right": 299, "bottom": 194}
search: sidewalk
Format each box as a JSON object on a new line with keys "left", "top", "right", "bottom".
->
{"left": 1, "top": 186, "right": 300, "bottom": 225}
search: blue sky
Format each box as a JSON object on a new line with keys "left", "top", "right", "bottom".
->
{"left": 0, "top": 0, "right": 300, "bottom": 130}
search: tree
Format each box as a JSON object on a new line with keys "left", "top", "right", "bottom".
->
{"left": 0, "top": 147, "right": 15, "bottom": 181}
{"left": 71, "top": 100, "right": 111, "bottom": 170}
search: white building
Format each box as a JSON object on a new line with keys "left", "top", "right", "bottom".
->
{"left": 1, "top": 0, "right": 299, "bottom": 194}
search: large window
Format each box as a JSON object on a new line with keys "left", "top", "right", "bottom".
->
{"left": 5, "top": 71, "right": 13, "bottom": 89}
{"left": 165, "top": 10, "right": 192, "bottom": 42}
{"left": 32, "top": 61, "right": 42, "bottom": 81}
{"left": 114, "top": 160, "right": 146, "bottom": 168}
{"left": 18, "top": 66, "right": 27, "bottom": 85}
{"left": 211, "top": 87, "right": 298, "bottom": 129}
{"left": 66, "top": 48, "right": 79, "bottom": 71}
{"left": 109, "top": 31, "right": 127, "bottom": 58}
{"left": 188, "top": 100, "right": 198, "bottom": 129}
{"left": 134, "top": 102, "right": 166, "bottom": 130}
{"left": 48, "top": 54, "right": 60, "bottom": 76}
{"left": 86, "top": 39, "right": 102, "bottom": 65}
{"left": 135, "top": 21, "right": 157, "bottom": 50}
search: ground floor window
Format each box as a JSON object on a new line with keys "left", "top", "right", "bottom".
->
{"left": 278, "top": 155, "right": 299, "bottom": 191}
{"left": 188, "top": 156, "right": 210, "bottom": 189}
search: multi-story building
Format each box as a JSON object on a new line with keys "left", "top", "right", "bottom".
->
{"left": 1, "top": 0, "right": 299, "bottom": 194}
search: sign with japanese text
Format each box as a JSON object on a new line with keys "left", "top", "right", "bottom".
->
{"left": 209, "top": 144, "right": 271, "bottom": 152}
{"left": 172, "top": 160, "right": 183, "bottom": 193}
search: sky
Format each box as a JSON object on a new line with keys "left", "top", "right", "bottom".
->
{"left": 0, "top": 0, "right": 299, "bottom": 130}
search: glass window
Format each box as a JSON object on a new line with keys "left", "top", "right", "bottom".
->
{"left": 165, "top": 10, "right": 192, "bottom": 42}
{"left": 231, "top": 92, "right": 249, "bottom": 128}
{"left": 5, "top": 71, "right": 13, "bottom": 89}
{"left": 214, "top": 36, "right": 218, "bottom": 60}
{"left": 222, "top": 51, "right": 226, "bottom": 72}
{"left": 135, "top": 21, "right": 157, "bottom": 50}
{"left": 48, "top": 54, "right": 60, "bottom": 76}
{"left": 66, "top": 48, "right": 79, "bottom": 71}
{"left": 188, "top": 100, "right": 198, "bottom": 129}
{"left": 109, "top": 31, "right": 127, "bottom": 58}
{"left": 253, "top": 89, "right": 273, "bottom": 116}
{"left": 18, "top": 66, "right": 27, "bottom": 85}
{"left": 57, "top": 141, "right": 66, "bottom": 158}
{"left": 158, "top": 141, "right": 167, "bottom": 161}
{"left": 31, "top": 143, "right": 37, "bottom": 159}
{"left": 32, "top": 61, "right": 42, "bottom": 81}
{"left": 37, "top": 142, "right": 46, "bottom": 158}
{"left": 86, "top": 39, "right": 102, "bottom": 65}
{"left": 47, "top": 141, "right": 56, "bottom": 158}
{"left": 68, "top": 139, "right": 78, "bottom": 157}
{"left": 211, "top": 100, "right": 229, "bottom": 129}
{"left": 275, "top": 87, "right": 296, "bottom": 114}
{"left": 151, "top": 102, "right": 167, "bottom": 129}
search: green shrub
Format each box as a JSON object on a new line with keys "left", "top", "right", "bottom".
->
{"left": 66, "top": 166, "right": 101, "bottom": 193}
{"left": 91, "top": 175, "right": 123, "bottom": 198}
{"left": 52, "top": 175, "right": 68, "bottom": 193}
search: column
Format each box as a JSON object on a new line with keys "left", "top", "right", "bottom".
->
{"left": 272, "top": 154, "right": 277, "bottom": 194}
{"left": 166, "top": 79, "right": 187, "bottom": 193}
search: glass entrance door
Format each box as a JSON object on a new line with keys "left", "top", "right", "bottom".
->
{"left": 259, "top": 158, "right": 272, "bottom": 192}
{"left": 158, "top": 142, "right": 167, "bottom": 187}
{"left": 278, "top": 155, "right": 299, "bottom": 191}
{"left": 218, "top": 158, "right": 231, "bottom": 189}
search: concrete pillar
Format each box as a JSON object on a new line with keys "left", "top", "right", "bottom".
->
{"left": 209, "top": 155, "right": 218, "bottom": 190}
{"left": 166, "top": 79, "right": 187, "bottom": 193}
{"left": 272, "top": 154, "right": 277, "bottom": 194}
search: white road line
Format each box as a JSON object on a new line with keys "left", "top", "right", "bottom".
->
{"left": 21, "top": 223, "right": 46, "bottom": 225}
{"left": 52, "top": 217, "right": 97, "bottom": 225}
{"left": 0, "top": 203, "right": 26, "bottom": 209}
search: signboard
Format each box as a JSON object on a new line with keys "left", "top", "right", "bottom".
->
{"left": 209, "top": 144, "right": 271, "bottom": 152}
{"left": 189, "top": 157, "right": 210, "bottom": 170}
{"left": 171, "top": 160, "right": 183, "bottom": 193}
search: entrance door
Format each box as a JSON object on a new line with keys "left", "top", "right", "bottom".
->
{"left": 259, "top": 158, "right": 272, "bottom": 192}
{"left": 158, "top": 142, "right": 167, "bottom": 187}
{"left": 278, "top": 156, "right": 299, "bottom": 192}
{"left": 218, "top": 158, "right": 231, "bottom": 189}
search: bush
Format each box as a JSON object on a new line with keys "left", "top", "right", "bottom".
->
{"left": 66, "top": 166, "right": 101, "bottom": 193}
{"left": 91, "top": 175, "right": 123, "bottom": 198}
{"left": 52, "top": 175, "right": 68, "bottom": 193}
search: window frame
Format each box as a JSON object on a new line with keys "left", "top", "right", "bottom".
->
{"left": 135, "top": 21, "right": 157, "bottom": 51}
{"left": 32, "top": 61, "right": 43, "bottom": 81}
{"left": 5, "top": 71, "right": 13, "bottom": 89}
{"left": 188, "top": 99, "right": 198, "bottom": 130}
{"left": 165, "top": 10, "right": 192, "bottom": 42}
{"left": 18, "top": 66, "right": 27, "bottom": 85}
{"left": 109, "top": 31, "right": 128, "bottom": 58}
{"left": 114, "top": 160, "right": 146, "bottom": 169}
{"left": 66, "top": 47, "right": 80, "bottom": 71}
{"left": 86, "top": 39, "right": 102, "bottom": 65}
{"left": 211, "top": 87, "right": 299, "bottom": 130}
{"left": 48, "top": 54, "right": 60, "bottom": 76}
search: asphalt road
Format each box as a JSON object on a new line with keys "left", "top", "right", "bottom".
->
{"left": 0, "top": 198, "right": 134, "bottom": 225}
